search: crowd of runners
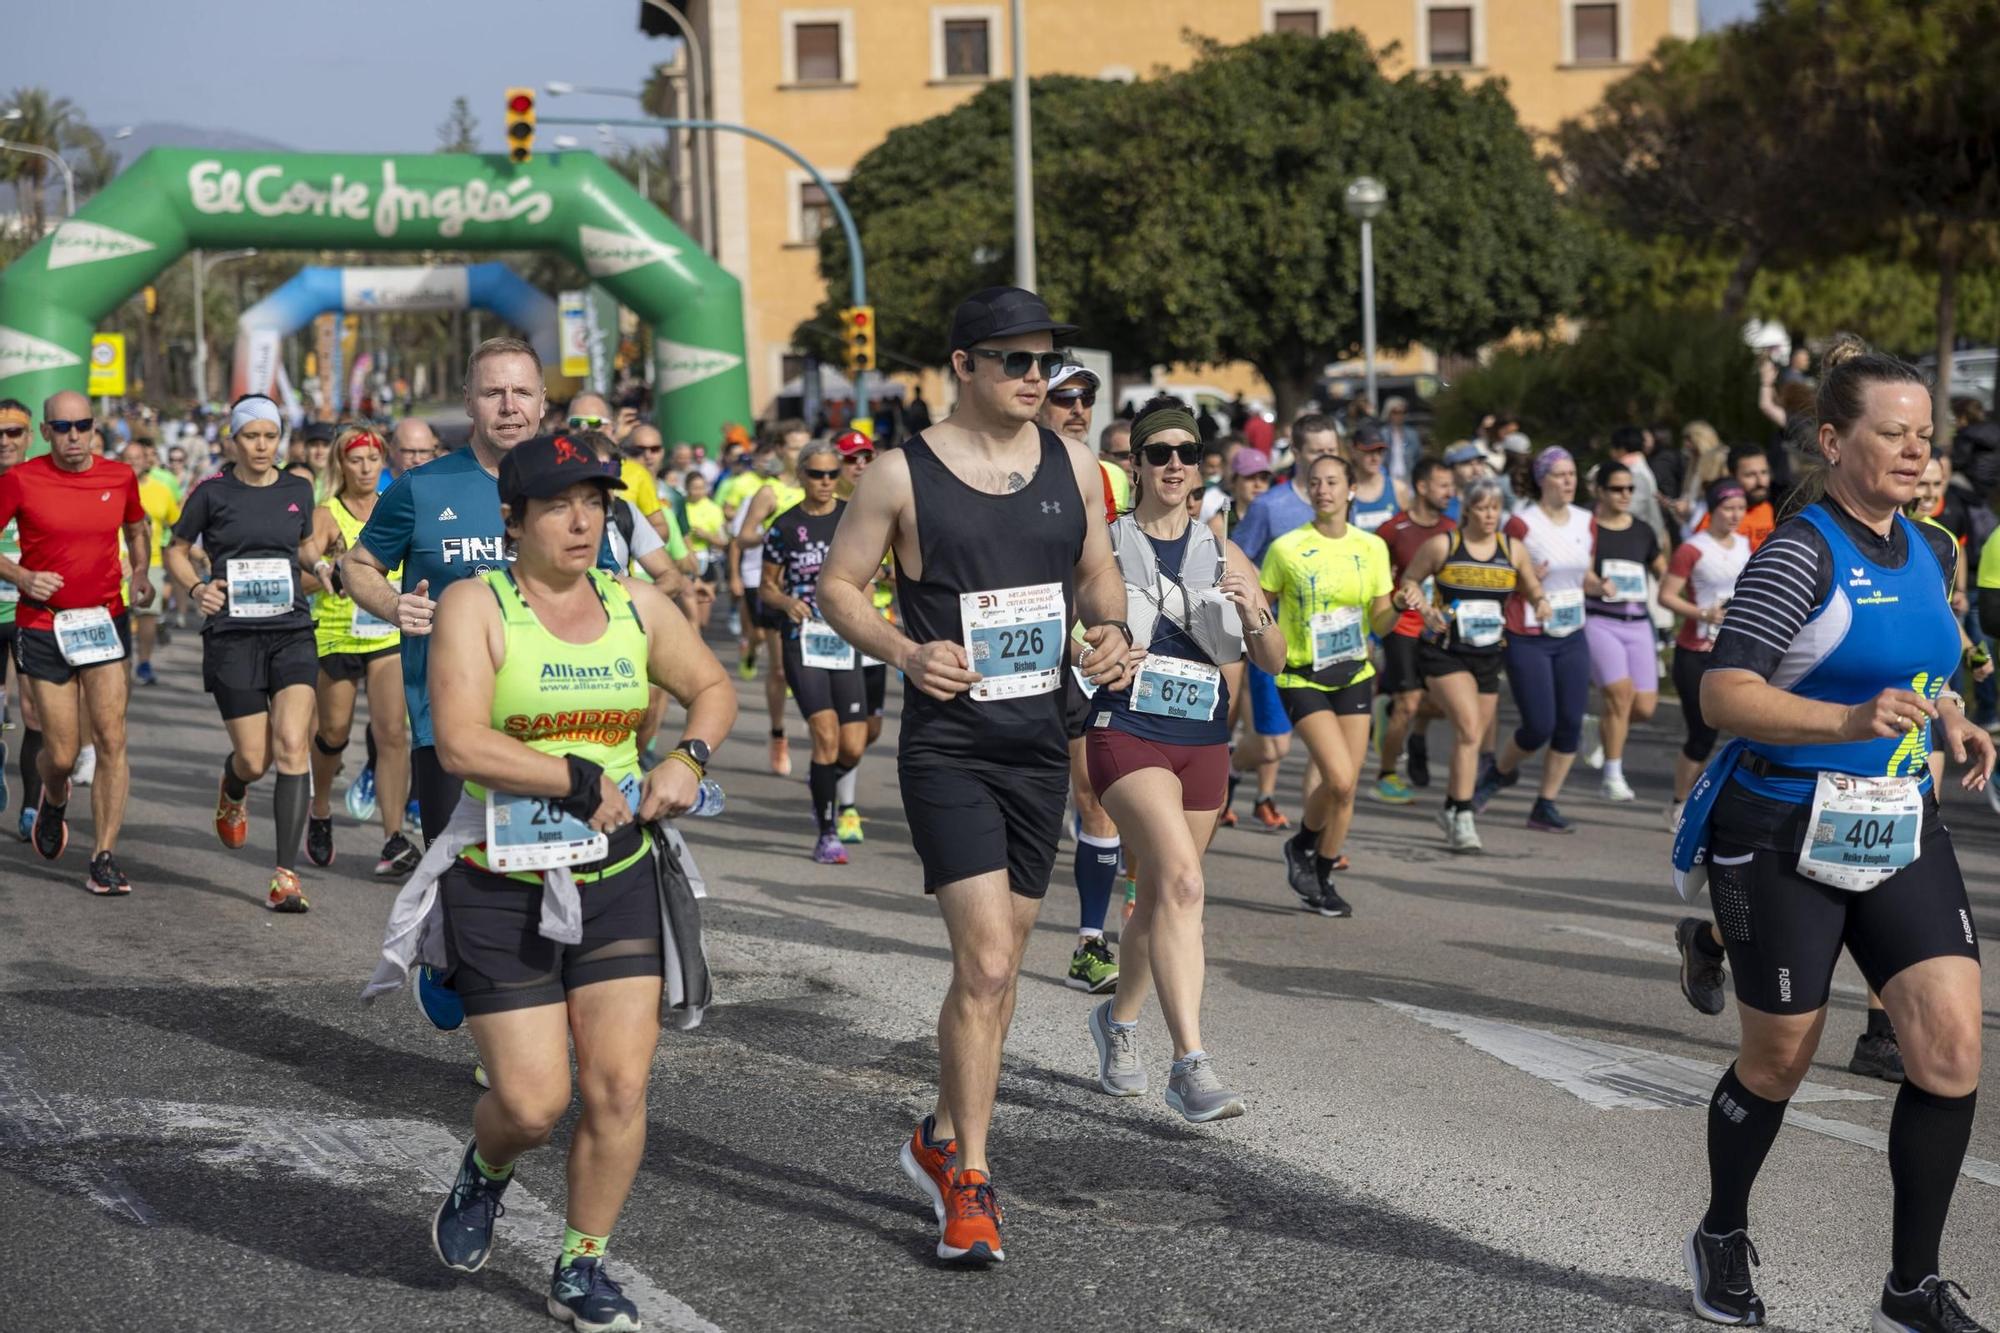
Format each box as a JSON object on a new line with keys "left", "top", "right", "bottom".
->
{"left": 0, "top": 291, "right": 1992, "bottom": 1333}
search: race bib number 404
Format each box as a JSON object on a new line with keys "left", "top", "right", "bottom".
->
{"left": 961, "top": 582, "right": 1065, "bottom": 702}
{"left": 1798, "top": 771, "right": 1922, "bottom": 893}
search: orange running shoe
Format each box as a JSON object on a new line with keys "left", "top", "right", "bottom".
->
{"left": 1252, "top": 796, "right": 1290, "bottom": 830}
{"left": 1218, "top": 808, "right": 1238, "bottom": 828}
{"left": 216, "top": 772, "right": 249, "bottom": 849}
{"left": 266, "top": 867, "right": 310, "bottom": 913}
{"left": 938, "top": 1169, "right": 1005, "bottom": 1264}
{"left": 768, "top": 733, "right": 792, "bottom": 777}
{"left": 897, "top": 1116, "right": 957, "bottom": 1227}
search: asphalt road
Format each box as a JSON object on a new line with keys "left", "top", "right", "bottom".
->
{"left": 3, "top": 625, "right": 1998, "bottom": 1333}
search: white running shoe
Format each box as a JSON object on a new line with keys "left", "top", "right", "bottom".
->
{"left": 1600, "top": 774, "right": 1636, "bottom": 803}
{"left": 1665, "top": 801, "right": 1685, "bottom": 833}
{"left": 1447, "top": 807, "right": 1482, "bottom": 853}
{"left": 1582, "top": 715, "right": 1603, "bottom": 770}
{"left": 74, "top": 744, "right": 97, "bottom": 787}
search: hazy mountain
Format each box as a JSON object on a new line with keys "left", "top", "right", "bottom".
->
{"left": 1, "top": 122, "right": 297, "bottom": 212}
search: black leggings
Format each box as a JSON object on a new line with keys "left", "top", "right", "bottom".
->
{"left": 1673, "top": 646, "right": 1718, "bottom": 763}
{"left": 412, "top": 745, "right": 462, "bottom": 844}
{"left": 1502, "top": 630, "right": 1591, "bottom": 754}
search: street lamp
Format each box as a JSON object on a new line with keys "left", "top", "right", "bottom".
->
{"left": 1344, "top": 175, "right": 1387, "bottom": 414}
{"left": 192, "top": 247, "right": 258, "bottom": 405}
{"left": 0, "top": 107, "right": 77, "bottom": 219}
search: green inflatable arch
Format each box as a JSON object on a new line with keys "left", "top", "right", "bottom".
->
{"left": 0, "top": 149, "right": 748, "bottom": 442}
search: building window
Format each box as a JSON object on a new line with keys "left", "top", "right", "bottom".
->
{"left": 794, "top": 23, "right": 842, "bottom": 81}
{"left": 931, "top": 8, "right": 1002, "bottom": 82}
{"left": 1427, "top": 6, "right": 1474, "bottom": 64}
{"left": 944, "top": 18, "right": 990, "bottom": 76}
{"left": 798, "top": 180, "right": 833, "bottom": 244}
{"left": 1272, "top": 9, "right": 1320, "bottom": 35}
{"left": 1573, "top": 2, "right": 1619, "bottom": 61}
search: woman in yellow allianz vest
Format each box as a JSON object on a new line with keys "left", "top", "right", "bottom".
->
{"left": 301, "top": 426, "right": 415, "bottom": 877}
{"left": 424, "top": 433, "right": 735, "bottom": 1326}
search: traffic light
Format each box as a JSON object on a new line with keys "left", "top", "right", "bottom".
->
{"left": 142, "top": 285, "right": 157, "bottom": 316}
{"left": 504, "top": 86, "right": 537, "bottom": 163}
{"left": 841, "top": 305, "right": 875, "bottom": 375}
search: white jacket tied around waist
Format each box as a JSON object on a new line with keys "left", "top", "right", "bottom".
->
{"left": 362, "top": 790, "right": 713, "bottom": 1030}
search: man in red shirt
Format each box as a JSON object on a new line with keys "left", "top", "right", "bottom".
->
{"left": 0, "top": 390, "right": 151, "bottom": 893}
{"left": 1374, "top": 457, "right": 1457, "bottom": 801}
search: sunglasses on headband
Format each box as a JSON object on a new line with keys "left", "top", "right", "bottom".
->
{"left": 568, "top": 414, "right": 607, "bottom": 429}
{"left": 1142, "top": 442, "right": 1202, "bottom": 467}
{"left": 965, "top": 348, "right": 1066, "bottom": 380}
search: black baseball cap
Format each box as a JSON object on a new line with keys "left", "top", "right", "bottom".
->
{"left": 947, "top": 286, "right": 1079, "bottom": 354}
{"left": 498, "top": 432, "right": 625, "bottom": 508}
{"left": 298, "top": 420, "right": 338, "bottom": 444}
{"left": 1351, "top": 421, "right": 1387, "bottom": 449}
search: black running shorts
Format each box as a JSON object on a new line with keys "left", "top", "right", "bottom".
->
{"left": 1709, "top": 782, "right": 1980, "bottom": 1015}
{"left": 899, "top": 756, "right": 1067, "bottom": 898}
{"left": 1417, "top": 640, "right": 1502, "bottom": 695}
{"left": 864, "top": 663, "right": 887, "bottom": 718}
{"left": 437, "top": 850, "right": 664, "bottom": 1016}
{"left": 15, "top": 613, "right": 131, "bottom": 686}
{"left": 1378, "top": 633, "right": 1425, "bottom": 695}
{"left": 1280, "top": 678, "right": 1373, "bottom": 722}
{"left": 750, "top": 591, "right": 788, "bottom": 634}
{"left": 781, "top": 639, "right": 868, "bottom": 722}
{"left": 317, "top": 643, "right": 399, "bottom": 685}
{"left": 203, "top": 628, "right": 318, "bottom": 719}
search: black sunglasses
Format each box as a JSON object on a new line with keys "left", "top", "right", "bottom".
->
{"left": 966, "top": 348, "right": 1065, "bottom": 380}
{"left": 1602, "top": 484, "right": 1635, "bottom": 494}
{"left": 46, "top": 417, "right": 94, "bottom": 435}
{"left": 1142, "top": 442, "right": 1202, "bottom": 467}
{"left": 1104, "top": 448, "right": 1133, "bottom": 461}
{"left": 802, "top": 466, "right": 842, "bottom": 480}
{"left": 1049, "top": 389, "right": 1096, "bottom": 408}
{"left": 0, "top": 425, "right": 27, "bottom": 439}
{"left": 842, "top": 451, "right": 874, "bottom": 464}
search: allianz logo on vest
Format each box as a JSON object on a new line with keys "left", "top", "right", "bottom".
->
{"left": 540, "top": 660, "right": 636, "bottom": 682}
{"left": 440, "top": 537, "right": 507, "bottom": 563}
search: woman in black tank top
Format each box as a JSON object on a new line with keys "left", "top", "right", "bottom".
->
{"left": 758, "top": 443, "right": 869, "bottom": 866}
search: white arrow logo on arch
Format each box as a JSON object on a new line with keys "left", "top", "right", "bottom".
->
{"left": 655, "top": 339, "right": 742, "bottom": 394}
{"left": 47, "top": 219, "right": 156, "bottom": 271}
{"left": 579, "top": 224, "right": 686, "bottom": 279}
{"left": 0, "top": 326, "right": 84, "bottom": 379}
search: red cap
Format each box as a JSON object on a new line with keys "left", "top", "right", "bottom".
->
{"left": 835, "top": 430, "right": 873, "bottom": 457}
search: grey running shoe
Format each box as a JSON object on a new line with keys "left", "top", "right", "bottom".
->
{"left": 1165, "top": 1052, "right": 1245, "bottom": 1123}
{"left": 1447, "top": 807, "right": 1482, "bottom": 853}
{"left": 1675, "top": 917, "right": 1728, "bottom": 1017}
{"left": 1088, "top": 999, "right": 1147, "bottom": 1097}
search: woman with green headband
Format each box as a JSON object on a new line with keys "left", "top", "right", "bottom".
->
{"left": 1084, "top": 397, "right": 1282, "bottom": 1123}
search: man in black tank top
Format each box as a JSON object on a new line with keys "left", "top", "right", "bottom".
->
{"left": 820, "top": 287, "right": 1136, "bottom": 1266}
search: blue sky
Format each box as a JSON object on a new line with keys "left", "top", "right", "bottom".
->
{"left": 12, "top": 0, "right": 1762, "bottom": 154}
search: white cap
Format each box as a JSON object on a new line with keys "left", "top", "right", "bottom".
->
{"left": 1048, "top": 363, "right": 1099, "bottom": 392}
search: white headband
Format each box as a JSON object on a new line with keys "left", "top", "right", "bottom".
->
{"left": 229, "top": 397, "right": 283, "bottom": 435}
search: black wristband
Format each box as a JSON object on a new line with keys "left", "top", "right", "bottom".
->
{"left": 1095, "top": 619, "right": 1134, "bottom": 647}
{"left": 560, "top": 754, "right": 606, "bottom": 820}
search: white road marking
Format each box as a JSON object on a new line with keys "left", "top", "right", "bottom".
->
{"left": 0, "top": 1051, "right": 721, "bottom": 1332}
{"left": 1380, "top": 1000, "right": 2000, "bottom": 1187}
{"left": 1552, "top": 924, "right": 1867, "bottom": 999}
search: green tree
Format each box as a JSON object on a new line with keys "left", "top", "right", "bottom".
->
{"left": 1093, "top": 33, "right": 1581, "bottom": 421}
{"left": 436, "top": 96, "right": 480, "bottom": 154}
{"left": 0, "top": 87, "right": 104, "bottom": 234}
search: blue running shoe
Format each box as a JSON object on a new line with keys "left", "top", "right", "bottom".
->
{"left": 344, "top": 763, "right": 378, "bottom": 823}
{"left": 415, "top": 965, "right": 465, "bottom": 1032}
{"left": 407, "top": 795, "right": 421, "bottom": 826}
{"left": 16, "top": 806, "right": 34, "bottom": 844}
{"left": 134, "top": 661, "right": 157, "bottom": 686}
{"left": 431, "top": 1139, "right": 510, "bottom": 1274}
{"left": 548, "top": 1256, "right": 641, "bottom": 1333}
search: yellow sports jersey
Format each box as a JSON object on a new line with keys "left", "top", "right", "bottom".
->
{"left": 716, "top": 470, "right": 762, "bottom": 518}
{"left": 1259, "top": 523, "right": 1392, "bottom": 691}
{"left": 620, "top": 457, "right": 662, "bottom": 519}
{"left": 138, "top": 476, "right": 181, "bottom": 568}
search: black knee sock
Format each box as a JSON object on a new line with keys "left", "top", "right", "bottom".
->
{"left": 1226, "top": 770, "right": 1241, "bottom": 810}
{"left": 808, "top": 761, "right": 839, "bottom": 835}
{"left": 1867, "top": 1006, "right": 1895, "bottom": 1039}
{"left": 1702, "top": 1063, "right": 1789, "bottom": 1235}
{"left": 222, "top": 753, "right": 250, "bottom": 802}
{"left": 20, "top": 727, "right": 43, "bottom": 810}
{"left": 273, "top": 772, "right": 310, "bottom": 871}
{"left": 1888, "top": 1080, "right": 1977, "bottom": 1288}
{"left": 1289, "top": 821, "right": 1317, "bottom": 856}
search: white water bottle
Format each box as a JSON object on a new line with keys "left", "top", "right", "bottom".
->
{"left": 686, "top": 780, "right": 726, "bottom": 818}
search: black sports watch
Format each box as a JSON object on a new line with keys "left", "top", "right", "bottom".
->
{"left": 672, "top": 738, "right": 711, "bottom": 773}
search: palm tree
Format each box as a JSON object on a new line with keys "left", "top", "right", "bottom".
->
{"left": 1, "top": 86, "right": 105, "bottom": 234}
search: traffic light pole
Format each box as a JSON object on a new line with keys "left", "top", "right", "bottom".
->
{"left": 541, "top": 114, "right": 870, "bottom": 413}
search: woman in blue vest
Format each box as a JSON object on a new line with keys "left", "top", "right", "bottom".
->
{"left": 1679, "top": 336, "right": 1993, "bottom": 1333}
{"left": 1083, "top": 397, "right": 1283, "bottom": 1124}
